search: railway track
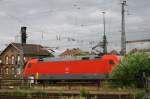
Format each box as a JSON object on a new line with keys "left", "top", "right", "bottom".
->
{"left": 0, "top": 90, "right": 134, "bottom": 99}
{"left": 0, "top": 79, "right": 123, "bottom": 90}
{"left": 0, "top": 79, "right": 134, "bottom": 99}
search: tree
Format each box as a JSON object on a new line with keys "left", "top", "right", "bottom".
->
{"left": 112, "top": 51, "right": 150, "bottom": 87}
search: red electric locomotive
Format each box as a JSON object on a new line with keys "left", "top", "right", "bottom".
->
{"left": 23, "top": 55, "right": 120, "bottom": 81}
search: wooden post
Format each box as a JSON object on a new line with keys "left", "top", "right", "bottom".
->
{"left": 97, "top": 80, "right": 101, "bottom": 90}
{"left": 0, "top": 79, "right": 1, "bottom": 89}
{"left": 118, "top": 94, "right": 121, "bottom": 99}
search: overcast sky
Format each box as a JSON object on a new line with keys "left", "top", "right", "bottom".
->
{"left": 0, "top": 0, "right": 149, "bottom": 52}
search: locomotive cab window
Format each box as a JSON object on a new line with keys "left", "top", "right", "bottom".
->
{"left": 38, "top": 58, "right": 43, "bottom": 61}
{"left": 109, "top": 60, "right": 115, "bottom": 65}
{"left": 28, "top": 63, "right": 32, "bottom": 68}
{"left": 82, "top": 57, "right": 89, "bottom": 60}
{"left": 95, "top": 56, "right": 101, "bottom": 59}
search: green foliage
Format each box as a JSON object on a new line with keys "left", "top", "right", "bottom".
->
{"left": 31, "top": 91, "right": 48, "bottom": 97}
{"left": 112, "top": 51, "right": 150, "bottom": 87}
{"left": 93, "top": 96, "right": 97, "bottom": 99}
{"left": 80, "top": 89, "right": 89, "bottom": 97}
{"left": 11, "top": 91, "right": 27, "bottom": 96}
{"left": 0, "top": 90, "right": 27, "bottom": 96}
{"left": 134, "top": 90, "right": 145, "bottom": 99}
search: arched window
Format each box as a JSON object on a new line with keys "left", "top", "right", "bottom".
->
{"left": 17, "top": 55, "right": 20, "bottom": 63}
{"left": 24, "top": 57, "right": 26, "bottom": 62}
{"left": 6, "top": 68, "right": 9, "bottom": 74}
{"left": 0, "top": 68, "right": 2, "bottom": 74}
{"left": 11, "top": 68, "right": 15, "bottom": 74}
{"left": 11, "top": 56, "right": 15, "bottom": 64}
{"left": 5, "top": 56, "right": 9, "bottom": 64}
{"left": 0, "top": 60, "right": 2, "bottom": 64}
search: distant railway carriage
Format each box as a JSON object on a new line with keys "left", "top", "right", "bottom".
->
{"left": 23, "top": 55, "right": 120, "bottom": 81}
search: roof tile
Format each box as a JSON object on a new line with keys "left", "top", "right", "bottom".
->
{"left": 11, "top": 43, "right": 52, "bottom": 56}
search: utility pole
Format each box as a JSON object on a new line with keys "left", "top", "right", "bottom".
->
{"left": 19, "top": 44, "right": 24, "bottom": 79}
{"left": 19, "top": 26, "right": 27, "bottom": 79}
{"left": 92, "top": 12, "right": 107, "bottom": 55}
{"left": 15, "top": 35, "right": 20, "bottom": 43}
{"left": 102, "top": 12, "right": 107, "bottom": 54}
{"left": 121, "top": 0, "right": 127, "bottom": 55}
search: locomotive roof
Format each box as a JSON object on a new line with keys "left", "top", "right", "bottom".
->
{"left": 42, "top": 55, "right": 102, "bottom": 62}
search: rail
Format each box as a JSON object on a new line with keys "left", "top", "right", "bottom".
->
{"left": 0, "top": 78, "right": 136, "bottom": 99}
{"left": 0, "top": 78, "right": 136, "bottom": 90}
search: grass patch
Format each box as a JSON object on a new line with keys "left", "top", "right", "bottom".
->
{"left": 133, "top": 89, "right": 145, "bottom": 99}
{"left": 80, "top": 88, "right": 90, "bottom": 97}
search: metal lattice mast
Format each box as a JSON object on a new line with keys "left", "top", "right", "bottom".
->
{"left": 121, "top": 0, "right": 127, "bottom": 55}
{"left": 102, "top": 12, "right": 107, "bottom": 54}
{"left": 19, "top": 26, "right": 27, "bottom": 78}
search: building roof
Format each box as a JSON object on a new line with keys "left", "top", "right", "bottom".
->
{"left": 130, "top": 48, "right": 150, "bottom": 53}
{"left": 11, "top": 43, "right": 52, "bottom": 56}
{"left": 144, "top": 48, "right": 150, "bottom": 52}
{"left": 0, "top": 43, "right": 53, "bottom": 57}
{"left": 59, "top": 48, "right": 83, "bottom": 56}
{"left": 109, "top": 50, "right": 119, "bottom": 55}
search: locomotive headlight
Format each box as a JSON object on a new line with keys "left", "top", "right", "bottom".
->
{"left": 65, "top": 67, "right": 69, "bottom": 71}
{"left": 65, "top": 67, "right": 70, "bottom": 74}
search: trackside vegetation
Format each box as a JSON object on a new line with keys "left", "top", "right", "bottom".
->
{"left": 112, "top": 51, "right": 150, "bottom": 87}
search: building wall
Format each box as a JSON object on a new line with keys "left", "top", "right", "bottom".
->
{"left": 0, "top": 45, "right": 29, "bottom": 78}
{"left": 147, "top": 52, "right": 150, "bottom": 55}
{"left": 0, "top": 44, "right": 53, "bottom": 79}
{"left": 147, "top": 52, "right": 150, "bottom": 58}
{"left": 0, "top": 45, "right": 20, "bottom": 78}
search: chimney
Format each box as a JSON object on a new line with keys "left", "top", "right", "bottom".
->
{"left": 21, "top": 26, "right": 27, "bottom": 45}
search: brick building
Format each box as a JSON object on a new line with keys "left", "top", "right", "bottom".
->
{"left": 0, "top": 42, "right": 53, "bottom": 78}
{"left": 109, "top": 50, "right": 119, "bottom": 55}
{"left": 59, "top": 48, "right": 92, "bottom": 57}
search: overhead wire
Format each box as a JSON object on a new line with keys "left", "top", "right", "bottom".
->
{"left": 0, "top": 0, "right": 136, "bottom": 50}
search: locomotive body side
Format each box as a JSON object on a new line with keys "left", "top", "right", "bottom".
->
{"left": 23, "top": 55, "right": 120, "bottom": 80}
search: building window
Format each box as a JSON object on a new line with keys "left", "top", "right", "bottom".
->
{"left": 5, "top": 56, "right": 9, "bottom": 64}
{"left": 17, "top": 55, "right": 20, "bottom": 63}
{"left": 0, "top": 68, "right": 2, "bottom": 74}
{"left": 11, "top": 68, "right": 15, "bottom": 74}
{"left": 0, "top": 60, "right": 2, "bottom": 64}
{"left": 11, "top": 56, "right": 15, "bottom": 64}
{"left": 24, "top": 57, "right": 26, "bottom": 62}
{"left": 6, "top": 68, "right": 9, "bottom": 74}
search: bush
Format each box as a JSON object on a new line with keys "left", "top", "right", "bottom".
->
{"left": 134, "top": 90, "right": 145, "bottom": 99}
{"left": 112, "top": 52, "right": 150, "bottom": 87}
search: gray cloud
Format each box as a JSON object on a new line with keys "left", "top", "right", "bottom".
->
{"left": 0, "top": 0, "right": 149, "bottom": 52}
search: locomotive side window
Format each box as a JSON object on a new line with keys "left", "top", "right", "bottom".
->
{"left": 38, "top": 58, "right": 43, "bottom": 61}
{"left": 82, "top": 57, "right": 89, "bottom": 60}
{"left": 28, "top": 63, "right": 32, "bottom": 68}
{"left": 109, "top": 60, "right": 115, "bottom": 65}
{"left": 95, "top": 56, "right": 101, "bottom": 59}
